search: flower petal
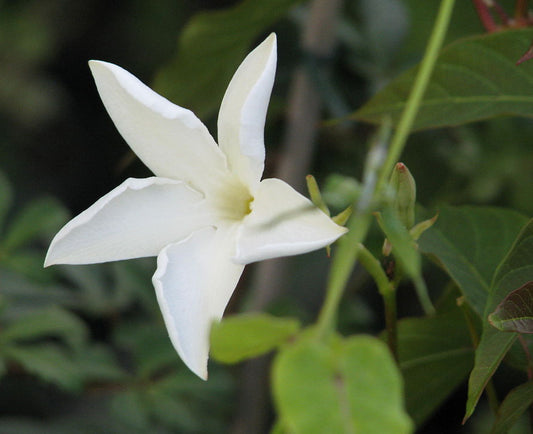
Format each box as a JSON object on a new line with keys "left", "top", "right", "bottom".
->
{"left": 89, "top": 60, "right": 229, "bottom": 193}
{"left": 234, "top": 178, "right": 347, "bottom": 264}
{"left": 152, "top": 225, "right": 243, "bottom": 380}
{"left": 45, "top": 177, "right": 215, "bottom": 266}
{"left": 217, "top": 34, "right": 277, "bottom": 190}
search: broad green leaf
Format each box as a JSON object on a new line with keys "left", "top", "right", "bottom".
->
{"left": 0, "top": 170, "right": 12, "bottom": 231}
{"left": 153, "top": 0, "right": 303, "bottom": 119}
{"left": 489, "top": 281, "right": 533, "bottom": 333}
{"left": 398, "top": 306, "right": 474, "bottom": 426}
{"left": 401, "top": 0, "right": 481, "bottom": 59}
{"left": 2, "top": 197, "right": 68, "bottom": 252}
{"left": 210, "top": 313, "right": 300, "bottom": 364}
{"left": 3, "top": 343, "right": 83, "bottom": 391}
{"left": 466, "top": 218, "right": 533, "bottom": 420}
{"left": 353, "top": 29, "right": 533, "bottom": 130}
{"left": 0, "top": 306, "right": 87, "bottom": 351}
{"left": 273, "top": 336, "right": 413, "bottom": 434}
{"left": 419, "top": 206, "right": 528, "bottom": 316}
{"left": 491, "top": 381, "right": 533, "bottom": 434}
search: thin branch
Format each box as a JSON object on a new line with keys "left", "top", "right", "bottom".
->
{"left": 472, "top": 0, "right": 498, "bottom": 32}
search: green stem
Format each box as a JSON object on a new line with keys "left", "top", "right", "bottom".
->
{"left": 383, "top": 284, "right": 398, "bottom": 361}
{"left": 515, "top": 0, "right": 528, "bottom": 20}
{"left": 357, "top": 244, "right": 399, "bottom": 358}
{"left": 315, "top": 0, "right": 456, "bottom": 339}
{"left": 316, "top": 213, "right": 373, "bottom": 338}
{"left": 357, "top": 244, "right": 390, "bottom": 296}
{"left": 413, "top": 276, "right": 436, "bottom": 316}
{"left": 376, "top": 0, "right": 456, "bottom": 194}
{"left": 472, "top": 0, "right": 497, "bottom": 31}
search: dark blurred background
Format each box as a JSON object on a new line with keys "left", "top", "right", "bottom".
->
{"left": 1, "top": 0, "right": 532, "bottom": 432}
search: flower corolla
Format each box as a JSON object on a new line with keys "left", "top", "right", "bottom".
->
{"left": 45, "top": 34, "right": 346, "bottom": 379}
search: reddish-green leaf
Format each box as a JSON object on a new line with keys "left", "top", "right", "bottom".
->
{"left": 489, "top": 281, "right": 533, "bottom": 333}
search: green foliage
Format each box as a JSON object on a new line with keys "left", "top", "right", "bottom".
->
{"left": 465, "top": 218, "right": 533, "bottom": 420}
{"left": 2, "top": 197, "right": 68, "bottom": 253}
{"left": 397, "top": 297, "right": 475, "bottom": 425}
{"left": 322, "top": 174, "right": 361, "bottom": 211}
{"left": 0, "top": 306, "right": 87, "bottom": 350}
{"left": 2, "top": 0, "right": 533, "bottom": 432}
{"left": 0, "top": 171, "right": 12, "bottom": 229}
{"left": 419, "top": 206, "right": 528, "bottom": 315}
{"left": 210, "top": 313, "right": 300, "bottom": 364}
{"left": 3, "top": 344, "right": 84, "bottom": 391}
{"left": 153, "top": 0, "right": 304, "bottom": 119}
{"left": 491, "top": 381, "right": 533, "bottom": 434}
{"left": 273, "top": 335, "right": 413, "bottom": 434}
{"left": 354, "top": 29, "right": 533, "bottom": 130}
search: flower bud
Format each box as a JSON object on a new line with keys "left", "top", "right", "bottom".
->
{"left": 389, "top": 162, "right": 416, "bottom": 229}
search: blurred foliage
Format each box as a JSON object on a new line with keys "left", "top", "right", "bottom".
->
{"left": 1, "top": 0, "right": 533, "bottom": 432}
{"left": 154, "top": 0, "right": 305, "bottom": 119}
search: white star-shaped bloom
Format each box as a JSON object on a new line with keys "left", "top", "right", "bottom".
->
{"left": 45, "top": 34, "right": 347, "bottom": 379}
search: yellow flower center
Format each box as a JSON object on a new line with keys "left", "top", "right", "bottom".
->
{"left": 211, "top": 176, "right": 253, "bottom": 222}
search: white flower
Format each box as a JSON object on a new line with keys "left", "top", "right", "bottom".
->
{"left": 45, "top": 34, "right": 347, "bottom": 379}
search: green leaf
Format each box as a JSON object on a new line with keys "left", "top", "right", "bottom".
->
{"left": 419, "top": 206, "right": 528, "bottom": 316}
{"left": 153, "top": 0, "right": 303, "bottom": 119}
{"left": 397, "top": 306, "right": 474, "bottom": 426}
{"left": 322, "top": 174, "right": 361, "bottom": 211}
{"left": 114, "top": 321, "right": 180, "bottom": 378}
{"left": 2, "top": 197, "right": 68, "bottom": 252}
{"left": 0, "top": 269, "right": 77, "bottom": 313}
{"left": 273, "top": 336, "right": 413, "bottom": 434}
{"left": 210, "top": 313, "right": 300, "bottom": 364}
{"left": 353, "top": 29, "right": 533, "bottom": 130}
{"left": 76, "top": 344, "right": 126, "bottom": 382}
{"left": 489, "top": 281, "right": 533, "bottom": 333}
{"left": 111, "top": 391, "right": 150, "bottom": 431}
{"left": 400, "top": 0, "right": 480, "bottom": 59}
{"left": 491, "top": 381, "right": 533, "bottom": 434}
{"left": 3, "top": 343, "right": 83, "bottom": 391}
{"left": 466, "top": 218, "right": 533, "bottom": 420}
{"left": 0, "top": 306, "right": 87, "bottom": 351}
{"left": 1, "top": 250, "right": 55, "bottom": 283}
{"left": 0, "top": 170, "right": 12, "bottom": 232}
{"left": 0, "top": 307, "right": 88, "bottom": 349}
